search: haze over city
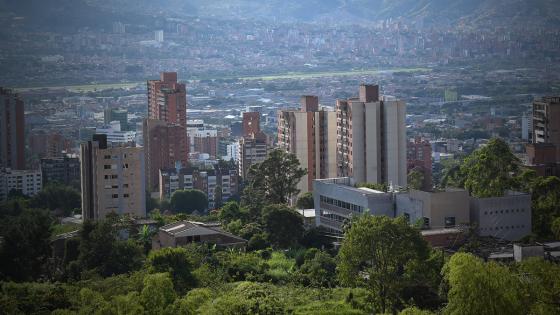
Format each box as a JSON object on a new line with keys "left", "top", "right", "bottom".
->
{"left": 1, "top": 1, "right": 560, "bottom": 314}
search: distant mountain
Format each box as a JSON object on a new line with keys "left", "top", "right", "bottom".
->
{"left": 2, "top": 0, "right": 559, "bottom": 30}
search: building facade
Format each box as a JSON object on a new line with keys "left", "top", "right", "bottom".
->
{"left": 313, "top": 177, "right": 394, "bottom": 234}
{"left": 40, "top": 155, "right": 80, "bottom": 187}
{"left": 407, "top": 138, "right": 433, "bottom": 190}
{"left": 336, "top": 85, "right": 407, "bottom": 188}
{"left": 395, "top": 189, "right": 470, "bottom": 229}
{"left": 242, "top": 112, "right": 261, "bottom": 137}
{"left": 238, "top": 133, "right": 268, "bottom": 180}
{"left": 80, "top": 135, "right": 146, "bottom": 220}
{"left": 0, "top": 88, "right": 25, "bottom": 170}
{"left": 147, "top": 72, "right": 187, "bottom": 127}
{"left": 527, "top": 96, "right": 560, "bottom": 177}
{"left": 104, "top": 108, "right": 129, "bottom": 131}
{"left": 0, "top": 169, "right": 42, "bottom": 201}
{"left": 470, "top": 192, "right": 532, "bottom": 241}
{"left": 278, "top": 95, "right": 337, "bottom": 193}
{"left": 143, "top": 118, "right": 188, "bottom": 192}
{"left": 159, "top": 164, "right": 239, "bottom": 209}
{"left": 187, "top": 120, "right": 219, "bottom": 158}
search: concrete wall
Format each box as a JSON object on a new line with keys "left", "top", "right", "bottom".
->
{"left": 396, "top": 189, "right": 469, "bottom": 228}
{"left": 470, "top": 193, "right": 532, "bottom": 241}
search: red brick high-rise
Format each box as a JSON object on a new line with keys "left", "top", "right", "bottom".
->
{"left": 147, "top": 72, "right": 187, "bottom": 127}
{"left": 242, "top": 112, "right": 261, "bottom": 137}
{"left": 0, "top": 88, "right": 25, "bottom": 170}
{"left": 143, "top": 119, "right": 188, "bottom": 192}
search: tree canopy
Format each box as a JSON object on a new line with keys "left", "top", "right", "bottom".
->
{"left": 170, "top": 189, "right": 208, "bottom": 214}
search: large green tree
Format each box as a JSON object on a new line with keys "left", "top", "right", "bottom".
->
{"left": 296, "top": 192, "right": 315, "bottom": 209}
{"left": 242, "top": 149, "right": 307, "bottom": 211}
{"left": 262, "top": 204, "right": 304, "bottom": 248}
{"left": 170, "top": 189, "right": 208, "bottom": 214}
{"left": 460, "top": 138, "right": 522, "bottom": 197}
{"left": 337, "top": 215, "right": 430, "bottom": 314}
{"left": 443, "top": 253, "right": 525, "bottom": 315}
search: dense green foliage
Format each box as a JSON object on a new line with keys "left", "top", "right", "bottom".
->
{"left": 170, "top": 189, "right": 208, "bottom": 214}
{"left": 296, "top": 192, "right": 315, "bottom": 209}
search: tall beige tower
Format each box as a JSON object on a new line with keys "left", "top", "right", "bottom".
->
{"left": 336, "top": 84, "right": 407, "bottom": 188}
{"left": 278, "top": 96, "right": 337, "bottom": 194}
{"left": 81, "top": 134, "right": 146, "bottom": 220}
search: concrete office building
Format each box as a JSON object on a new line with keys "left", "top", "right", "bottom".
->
{"left": 147, "top": 72, "right": 187, "bottom": 127}
{"left": 313, "top": 177, "right": 394, "bottom": 234}
{"left": 0, "top": 88, "right": 25, "bottom": 170}
{"left": 395, "top": 189, "right": 470, "bottom": 229}
{"left": 336, "top": 85, "right": 407, "bottom": 187}
{"left": 0, "top": 169, "right": 42, "bottom": 201}
{"left": 81, "top": 135, "right": 146, "bottom": 220}
{"left": 40, "top": 155, "right": 80, "bottom": 187}
{"left": 278, "top": 96, "right": 337, "bottom": 193}
{"left": 143, "top": 119, "right": 188, "bottom": 192}
{"left": 470, "top": 192, "right": 532, "bottom": 241}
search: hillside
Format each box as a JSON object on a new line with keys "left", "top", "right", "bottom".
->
{"left": 2, "top": 0, "right": 559, "bottom": 30}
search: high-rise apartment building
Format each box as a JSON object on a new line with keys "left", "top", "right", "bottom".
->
{"left": 187, "top": 120, "right": 219, "bottom": 158}
{"left": 147, "top": 72, "right": 187, "bottom": 127}
{"left": 278, "top": 95, "right": 337, "bottom": 193}
{"left": 143, "top": 119, "right": 188, "bottom": 192}
{"left": 242, "top": 112, "right": 261, "bottom": 137}
{"left": 336, "top": 84, "right": 407, "bottom": 187}
{"left": 527, "top": 96, "right": 560, "bottom": 177}
{"left": 238, "top": 132, "right": 269, "bottom": 180}
{"left": 407, "top": 137, "right": 433, "bottom": 190}
{"left": 80, "top": 134, "right": 146, "bottom": 220}
{"left": 0, "top": 88, "right": 25, "bottom": 170}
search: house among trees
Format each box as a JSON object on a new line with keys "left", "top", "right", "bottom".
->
{"left": 152, "top": 220, "right": 247, "bottom": 250}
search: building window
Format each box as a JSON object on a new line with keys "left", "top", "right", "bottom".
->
{"left": 112, "top": 194, "right": 118, "bottom": 198}
{"left": 445, "top": 217, "right": 456, "bottom": 228}
{"left": 422, "top": 217, "right": 430, "bottom": 229}
{"left": 403, "top": 213, "right": 410, "bottom": 223}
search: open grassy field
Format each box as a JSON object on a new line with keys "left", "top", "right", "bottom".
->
{"left": 14, "top": 67, "right": 431, "bottom": 92}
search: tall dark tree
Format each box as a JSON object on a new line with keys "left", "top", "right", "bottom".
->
{"left": 242, "top": 149, "right": 306, "bottom": 213}
{"left": 296, "top": 192, "right": 314, "bottom": 209}
{"left": 29, "top": 183, "right": 81, "bottom": 216}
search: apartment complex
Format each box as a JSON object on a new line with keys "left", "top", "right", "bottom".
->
{"left": 0, "top": 87, "right": 25, "bottom": 170}
{"left": 40, "top": 155, "right": 80, "bottom": 187}
{"left": 147, "top": 72, "right": 187, "bottom": 127}
{"left": 159, "top": 164, "right": 239, "bottom": 209}
{"left": 242, "top": 112, "right": 261, "bottom": 137}
{"left": 143, "top": 118, "right": 188, "bottom": 192}
{"left": 278, "top": 96, "right": 337, "bottom": 193}
{"left": 80, "top": 135, "right": 146, "bottom": 220}
{"left": 29, "top": 131, "right": 72, "bottom": 159}
{"left": 0, "top": 169, "right": 42, "bottom": 201}
{"left": 336, "top": 85, "right": 407, "bottom": 187}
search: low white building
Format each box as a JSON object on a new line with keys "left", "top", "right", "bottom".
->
{"left": 0, "top": 169, "right": 42, "bottom": 200}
